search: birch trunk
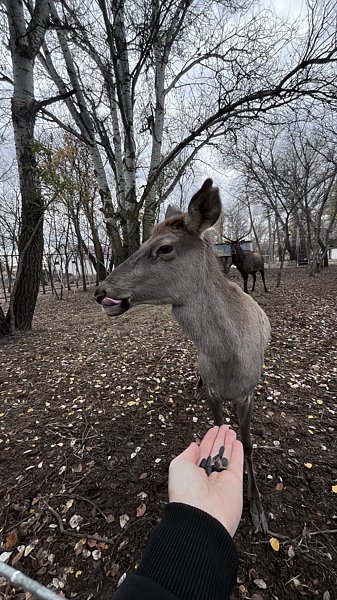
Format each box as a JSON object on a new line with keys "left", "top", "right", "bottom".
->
{"left": 4, "top": 0, "right": 50, "bottom": 333}
{"left": 44, "top": 1, "right": 126, "bottom": 266}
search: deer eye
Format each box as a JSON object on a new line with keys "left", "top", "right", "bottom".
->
{"left": 157, "top": 244, "right": 174, "bottom": 255}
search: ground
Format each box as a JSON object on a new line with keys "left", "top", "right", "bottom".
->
{"left": 0, "top": 266, "right": 336, "bottom": 600}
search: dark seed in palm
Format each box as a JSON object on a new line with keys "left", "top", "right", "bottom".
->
{"left": 205, "top": 456, "right": 212, "bottom": 475}
{"left": 199, "top": 458, "right": 207, "bottom": 469}
{"left": 213, "top": 453, "right": 219, "bottom": 461}
{"left": 221, "top": 457, "right": 229, "bottom": 467}
{"left": 212, "top": 466, "right": 226, "bottom": 473}
{"left": 219, "top": 446, "right": 225, "bottom": 458}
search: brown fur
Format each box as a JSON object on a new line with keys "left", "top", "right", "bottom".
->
{"left": 95, "top": 179, "right": 271, "bottom": 532}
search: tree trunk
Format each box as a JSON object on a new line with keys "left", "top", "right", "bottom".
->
{"left": 8, "top": 104, "right": 44, "bottom": 330}
{"left": 0, "top": 305, "right": 10, "bottom": 336}
{"left": 3, "top": 0, "right": 51, "bottom": 335}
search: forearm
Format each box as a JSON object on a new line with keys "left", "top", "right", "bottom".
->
{"left": 113, "top": 502, "right": 238, "bottom": 600}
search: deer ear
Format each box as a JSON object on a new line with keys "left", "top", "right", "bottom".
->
{"left": 187, "top": 179, "right": 221, "bottom": 235}
{"left": 165, "top": 204, "right": 182, "bottom": 219}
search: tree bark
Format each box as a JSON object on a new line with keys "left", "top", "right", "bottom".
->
{"left": 4, "top": 0, "right": 50, "bottom": 333}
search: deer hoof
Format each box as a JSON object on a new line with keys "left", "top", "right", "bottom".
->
{"left": 250, "top": 503, "right": 268, "bottom": 534}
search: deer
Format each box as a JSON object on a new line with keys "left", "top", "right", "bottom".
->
{"left": 226, "top": 238, "right": 268, "bottom": 294}
{"left": 94, "top": 179, "right": 271, "bottom": 532}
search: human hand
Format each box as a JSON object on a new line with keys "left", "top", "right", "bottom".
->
{"left": 168, "top": 425, "right": 244, "bottom": 536}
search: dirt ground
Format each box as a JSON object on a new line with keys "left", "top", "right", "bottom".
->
{"left": 0, "top": 266, "right": 336, "bottom": 600}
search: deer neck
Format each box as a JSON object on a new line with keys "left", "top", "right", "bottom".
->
{"left": 171, "top": 271, "right": 234, "bottom": 356}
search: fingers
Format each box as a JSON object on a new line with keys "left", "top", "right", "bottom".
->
{"left": 227, "top": 439, "right": 244, "bottom": 480}
{"left": 208, "top": 425, "right": 244, "bottom": 477}
{"left": 198, "top": 426, "right": 219, "bottom": 461}
{"left": 211, "top": 424, "right": 231, "bottom": 457}
{"left": 174, "top": 441, "right": 200, "bottom": 464}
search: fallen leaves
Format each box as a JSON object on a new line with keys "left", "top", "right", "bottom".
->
{"left": 4, "top": 530, "right": 18, "bottom": 550}
{"left": 69, "top": 514, "right": 83, "bottom": 529}
{"left": 269, "top": 537, "right": 280, "bottom": 552}
{"left": 136, "top": 503, "right": 146, "bottom": 518}
{"left": 119, "top": 514, "right": 129, "bottom": 529}
{"left": 0, "top": 269, "right": 336, "bottom": 600}
{"left": 254, "top": 578, "right": 267, "bottom": 589}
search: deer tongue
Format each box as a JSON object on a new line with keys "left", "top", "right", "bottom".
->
{"left": 102, "top": 297, "right": 122, "bottom": 306}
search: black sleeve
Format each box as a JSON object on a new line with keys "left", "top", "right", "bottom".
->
{"left": 113, "top": 502, "right": 238, "bottom": 600}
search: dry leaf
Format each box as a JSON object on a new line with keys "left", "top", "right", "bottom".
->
{"left": 304, "top": 463, "right": 313, "bottom": 469}
{"left": 63, "top": 499, "right": 75, "bottom": 513}
{"left": 72, "top": 464, "right": 83, "bottom": 473}
{"left": 69, "top": 514, "right": 83, "bottom": 529}
{"left": 238, "top": 584, "right": 247, "bottom": 594}
{"left": 4, "top": 530, "right": 18, "bottom": 550}
{"left": 287, "top": 545, "right": 295, "bottom": 559}
{"left": 276, "top": 481, "right": 284, "bottom": 491}
{"left": 254, "top": 579, "right": 267, "bottom": 589}
{"left": 12, "top": 549, "right": 24, "bottom": 566}
{"left": 119, "top": 514, "right": 129, "bottom": 529}
{"left": 139, "top": 472, "right": 148, "bottom": 480}
{"left": 24, "top": 541, "right": 38, "bottom": 556}
{"left": 74, "top": 541, "right": 84, "bottom": 556}
{"left": 332, "top": 485, "right": 337, "bottom": 494}
{"left": 106, "top": 514, "right": 115, "bottom": 524}
{"left": 0, "top": 551, "right": 13, "bottom": 563}
{"left": 269, "top": 537, "right": 280, "bottom": 551}
{"left": 136, "top": 503, "right": 146, "bottom": 517}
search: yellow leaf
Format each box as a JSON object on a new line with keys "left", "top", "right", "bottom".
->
{"left": 308, "top": 430, "right": 314, "bottom": 435}
{"left": 280, "top": 411, "right": 286, "bottom": 417}
{"left": 316, "top": 399, "right": 323, "bottom": 405}
{"left": 332, "top": 485, "right": 337, "bottom": 494}
{"left": 307, "top": 415, "right": 314, "bottom": 419}
{"left": 27, "top": 408, "right": 34, "bottom": 413}
{"left": 269, "top": 537, "right": 280, "bottom": 551}
{"left": 304, "top": 463, "right": 313, "bottom": 469}
{"left": 75, "top": 570, "right": 82, "bottom": 578}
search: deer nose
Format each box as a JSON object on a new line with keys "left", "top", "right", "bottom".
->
{"left": 94, "top": 288, "right": 107, "bottom": 304}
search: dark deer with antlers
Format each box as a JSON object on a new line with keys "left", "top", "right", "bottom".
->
{"left": 228, "top": 239, "right": 268, "bottom": 294}
{"left": 95, "top": 179, "right": 270, "bottom": 532}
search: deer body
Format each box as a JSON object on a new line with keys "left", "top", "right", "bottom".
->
{"left": 95, "top": 180, "right": 270, "bottom": 532}
{"left": 231, "top": 242, "right": 268, "bottom": 294}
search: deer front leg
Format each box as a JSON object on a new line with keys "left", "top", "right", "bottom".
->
{"left": 207, "top": 388, "right": 224, "bottom": 426}
{"left": 251, "top": 272, "right": 256, "bottom": 292}
{"left": 235, "top": 394, "right": 268, "bottom": 533}
{"left": 194, "top": 375, "right": 203, "bottom": 402}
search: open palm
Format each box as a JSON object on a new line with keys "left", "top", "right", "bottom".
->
{"left": 168, "top": 425, "right": 244, "bottom": 537}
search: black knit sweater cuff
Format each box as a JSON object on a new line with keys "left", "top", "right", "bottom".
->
{"left": 138, "top": 502, "right": 238, "bottom": 600}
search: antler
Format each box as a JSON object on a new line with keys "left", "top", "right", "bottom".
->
{"left": 237, "top": 229, "right": 251, "bottom": 242}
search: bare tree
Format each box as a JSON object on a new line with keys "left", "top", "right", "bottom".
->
{"left": 0, "top": 0, "right": 75, "bottom": 334}
{"left": 35, "top": 0, "right": 337, "bottom": 266}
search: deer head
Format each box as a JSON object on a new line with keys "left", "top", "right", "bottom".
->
{"left": 94, "top": 179, "right": 221, "bottom": 315}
